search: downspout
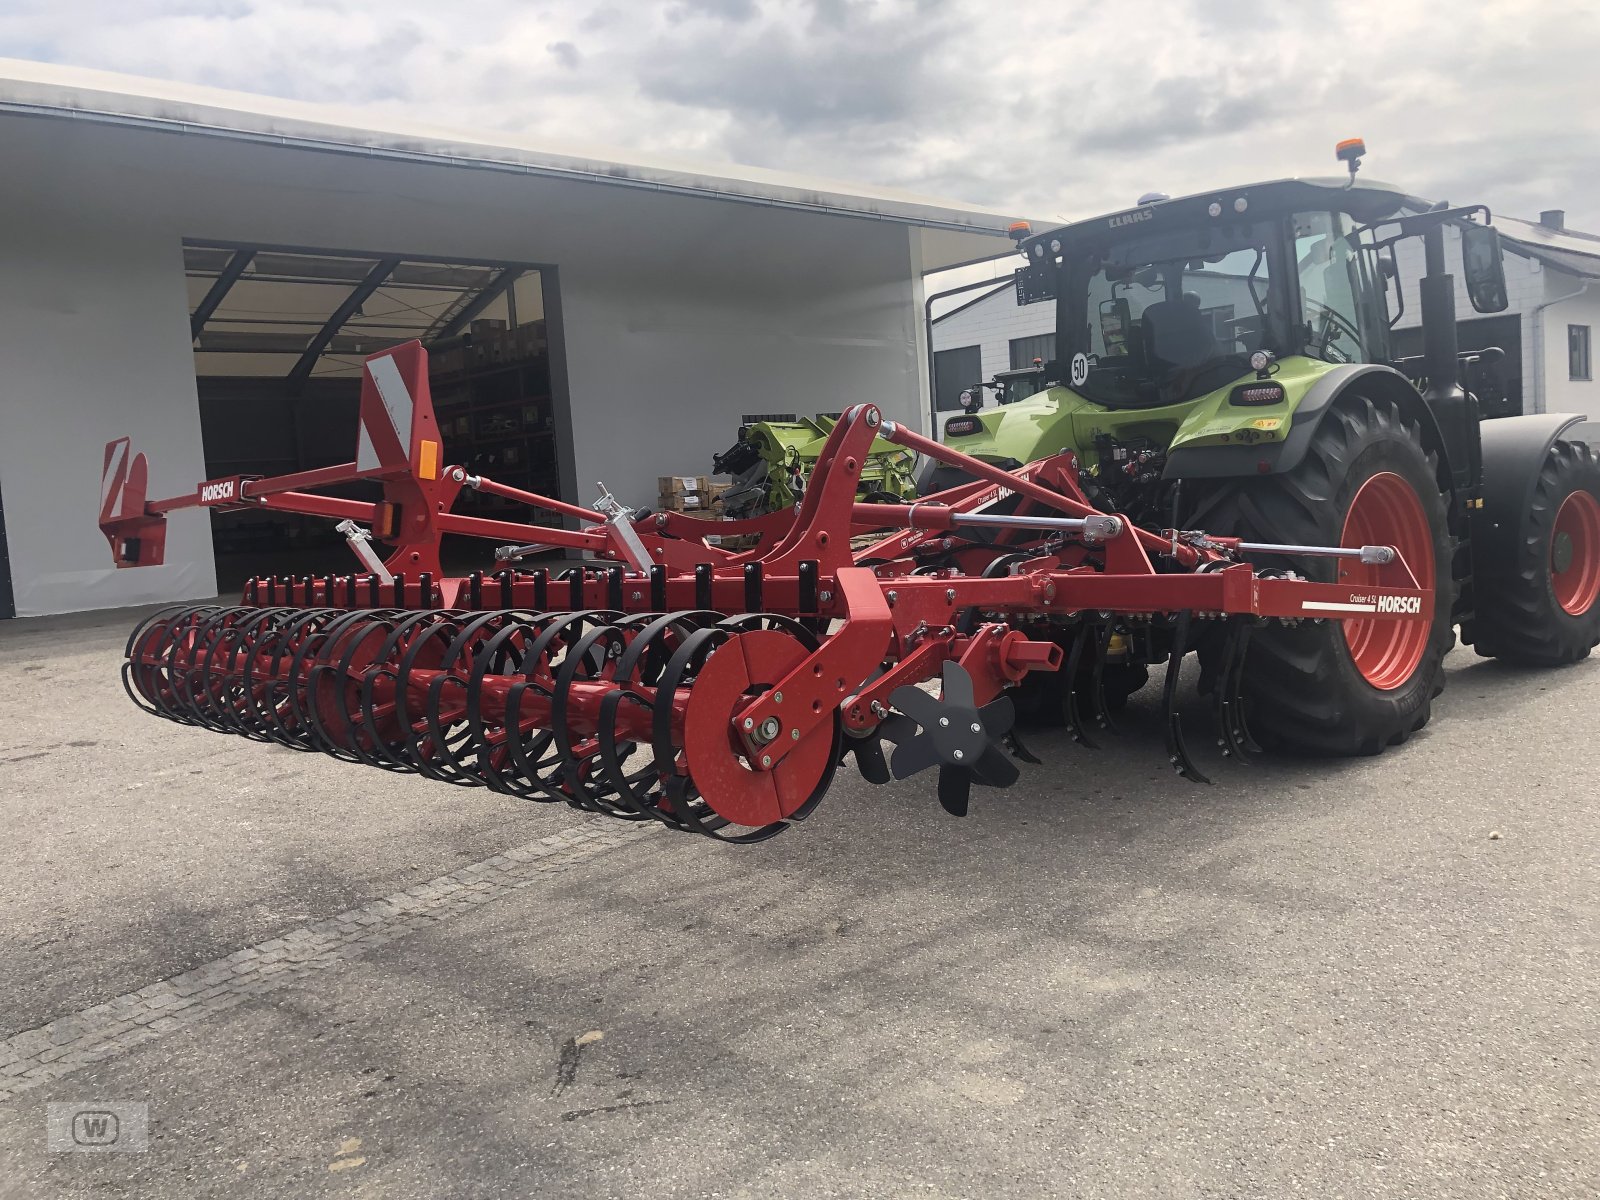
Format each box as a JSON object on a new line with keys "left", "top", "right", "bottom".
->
{"left": 1528, "top": 275, "right": 1592, "bottom": 414}
{"left": 924, "top": 277, "right": 1014, "bottom": 430}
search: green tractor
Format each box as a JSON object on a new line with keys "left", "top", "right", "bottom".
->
{"left": 713, "top": 412, "right": 918, "bottom": 519}
{"left": 924, "top": 141, "right": 1600, "bottom": 754}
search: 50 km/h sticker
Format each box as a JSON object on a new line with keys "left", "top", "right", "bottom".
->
{"left": 1070, "top": 353, "right": 1089, "bottom": 387}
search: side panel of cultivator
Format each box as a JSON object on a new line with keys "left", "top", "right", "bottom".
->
{"left": 104, "top": 342, "right": 1432, "bottom": 843}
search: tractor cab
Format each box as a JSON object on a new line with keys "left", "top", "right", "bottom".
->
{"left": 925, "top": 149, "right": 1512, "bottom": 507}
{"left": 1018, "top": 175, "right": 1409, "bottom": 408}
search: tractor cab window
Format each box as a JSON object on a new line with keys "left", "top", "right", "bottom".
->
{"left": 1069, "top": 225, "right": 1275, "bottom": 408}
{"left": 1295, "top": 211, "right": 1367, "bottom": 364}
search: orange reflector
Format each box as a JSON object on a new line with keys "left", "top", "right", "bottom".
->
{"left": 372, "top": 502, "right": 397, "bottom": 539}
{"left": 417, "top": 440, "right": 439, "bottom": 480}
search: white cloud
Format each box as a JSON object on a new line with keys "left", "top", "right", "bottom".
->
{"left": 2, "top": 0, "right": 1596, "bottom": 228}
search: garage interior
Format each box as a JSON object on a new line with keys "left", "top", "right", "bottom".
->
{"left": 184, "top": 240, "right": 561, "bottom": 586}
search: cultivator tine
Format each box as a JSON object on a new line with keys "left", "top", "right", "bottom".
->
{"left": 1211, "top": 616, "right": 1261, "bottom": 764}
{"left": 1089, "top": 622, "right": 1119, "bottom": 735}
{"left": 1061, "top": 621, "right": 1099, "bottom": 749}
{"left": 1161, "top": 610, "right": 1211, "bottom": 785}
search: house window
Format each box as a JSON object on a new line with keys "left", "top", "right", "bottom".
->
{"left": 1571, "top": 325, "right": 1592, "bottom": 381}
{"left": 1009, "top": 334, "right": 1056, "bottom": 370}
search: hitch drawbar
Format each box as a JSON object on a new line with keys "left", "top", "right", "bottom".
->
{"left": 106, "top": 340, "right": 1432, "bottom": 843}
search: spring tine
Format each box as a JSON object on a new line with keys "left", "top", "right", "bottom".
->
{"left": 1089, "top": 622, "right": 1118, "bottom": 735}
{"left": 1162, "top": 610, "right": 1211, "bottom": 785}
{"left": 1062, "top": 622, "right": 1098, "bottom": 749}
{"left": 1211, "top": 616, "right": 1254, "bottom": 764}
{"left": 1221, "top": 617, "right": 1262, "bottom": 759}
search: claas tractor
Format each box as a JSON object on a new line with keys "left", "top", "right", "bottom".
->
{"left": 922, "top": 141, "right": 1600, "bottom": 755}
{"left": 712, "top": 413, "right": 918, "bottom": 519}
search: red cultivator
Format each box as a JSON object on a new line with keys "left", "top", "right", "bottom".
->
{"left": 103, "top": 342, "right": 1431, "bottom": 842}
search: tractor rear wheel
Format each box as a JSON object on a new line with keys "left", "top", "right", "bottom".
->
{"left": 1471, "top": 439, "right": 1600, "bottom": 665}
{"left": 1188, "top": 393, "right": 1456, "bottom": 756}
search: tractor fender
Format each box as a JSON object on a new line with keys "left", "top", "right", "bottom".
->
{"left": 1470, "top": 412, "right": 1587, "bottom": 577}
{"left": 1165, "top": 364, "right": 1455, "bottom": 489}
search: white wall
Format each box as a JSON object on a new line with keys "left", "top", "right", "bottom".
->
{"left": 0, "top": 200, "right": 215, "bottom": 616}
{"left": 1531, "top": 272, "right": 1600, "bottom": 421}
{"left": 0, "top": 114, "right": 968, "bottom": 616}
{"left": 933, "top": 285, "right": 1052, "bottom": 383}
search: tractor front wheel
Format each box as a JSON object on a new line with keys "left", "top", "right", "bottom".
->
{"left": 1189, "top": 393, "right": 1456, "bottom": 756}
{"left": 1471, "top": 439, "right": 1600, "bottom": 665}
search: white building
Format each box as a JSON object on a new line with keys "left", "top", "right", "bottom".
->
{"left": 0, "top": 59, "right": 1026, "bottom": 619}
{"left": 932, "top": 206, "right": 1600, "bottom": 423}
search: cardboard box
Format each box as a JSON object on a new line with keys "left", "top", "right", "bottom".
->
{"left": 658, "top": 475, "right": 710, "bottom": 497}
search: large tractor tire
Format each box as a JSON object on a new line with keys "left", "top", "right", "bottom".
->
{"left": 1187, "top": 393, "right": 1456, "bottom": 756}
{"left": 1472, "top": 439, "right": 1600, "bottom": 665}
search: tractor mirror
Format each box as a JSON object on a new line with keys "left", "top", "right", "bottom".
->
{"left": 1461, "top": 223, "right": 1509, "bottom": 313}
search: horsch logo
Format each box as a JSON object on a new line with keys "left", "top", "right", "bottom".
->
{"left": 1376, "top": 594, "right": 1421, "bottom": 614}
{"left": 200, "top": 480, "right": 236, "bottom": 503}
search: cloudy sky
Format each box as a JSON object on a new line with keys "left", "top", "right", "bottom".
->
{"left": 2, "top": 0, "right": 1597, "bottom": 236}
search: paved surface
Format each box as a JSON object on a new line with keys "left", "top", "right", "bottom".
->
{"left": 1, "top": 605, "right": 1596, "bottom": 1198}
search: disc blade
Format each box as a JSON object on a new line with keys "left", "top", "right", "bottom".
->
{"left": 940, "top": 660, "right": 976, "bottom": 710}
{"left": 972, "top": 743, "right": 1021, "bottom": 788}
{"left": 978, "top": 694, "right": 1015, "bottom": 739}
{"left": 937, "top": 765, "right": 971, "bottom": 816}
{"left": 890, "top": 731, "right": 943, "bottom": 780}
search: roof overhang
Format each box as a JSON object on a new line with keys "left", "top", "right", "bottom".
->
{"left": 0, "top": 57, "right": 1026, "bottom": 258}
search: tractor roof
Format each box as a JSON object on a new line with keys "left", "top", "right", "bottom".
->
{"left": 1021, "top": 177, "right": 1408, "bottom": 259}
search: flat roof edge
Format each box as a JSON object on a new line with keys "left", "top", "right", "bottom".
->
{"left": 0, "top": 60, "right": 1023, "bottom": 238}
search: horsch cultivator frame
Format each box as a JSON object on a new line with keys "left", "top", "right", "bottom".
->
{"left": 100, "top": 342, "right": 1430, "bottom": 842}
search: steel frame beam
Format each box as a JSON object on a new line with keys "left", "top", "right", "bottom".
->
{"left": 188, "top": 248, "right": 256, "bottom": 341}
{"left": 426, "top": 266, "right": 526, "bottom": 344}
{"left": 287, "top": 257, "right": 401, "bottom": 388}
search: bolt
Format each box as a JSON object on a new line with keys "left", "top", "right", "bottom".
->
{"left": 887, "top": 590, "right": 898, "bottom": 607}
{"left": 870, "top": 700, "right": 887, "bottom": 717}
{"left": 971, "top": 722, "right": 981, "bottom": 733}
{"left": 953, "top": 749, "right": 964, "bottom": 761}
{"left": 946, "top": 588, "right": 956, "bottom": 604}
{"left": 866, "top": 410, "right": 880, "bottom": 427}
{"left": 819, "top": 590, "right": 833, "bottom": 604}
{"left": 939, "top": 717, "right": 949, "bottom": 727}
{"left": 757, "top": 717, "right": 781, "bottom": 742}
{"left": 791, "top": 728, "right": 800, "bottom": 741}
{"left": 773, "top": 691, "right": 784, "bottom": 704}
{"left": 762, "top": 755, "right": 772, "bottom": 768}
{"left": 631, "top": 591, "right": 642, "bottom": 602}
{"left": 743, "top": 717, "right": 755, "bottom": 731}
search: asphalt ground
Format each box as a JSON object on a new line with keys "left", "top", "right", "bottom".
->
{"left": 1, "top": 603, "right": 1596, "bottom": 1198}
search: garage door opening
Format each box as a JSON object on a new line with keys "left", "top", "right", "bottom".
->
{"left": 184, "top": 240, "right": 569, "bottom": 589}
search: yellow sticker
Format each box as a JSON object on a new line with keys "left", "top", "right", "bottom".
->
{"left": 1251, "top": 418, "right": 1283, "bottom": 430}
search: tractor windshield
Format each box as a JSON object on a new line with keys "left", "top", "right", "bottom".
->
{"left": 1062, "top": 223, "right": 1282, "bottom": 408}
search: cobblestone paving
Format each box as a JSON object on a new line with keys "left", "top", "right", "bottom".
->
{"left": 0, "top": 818, "right": 650, "bottom": 1103}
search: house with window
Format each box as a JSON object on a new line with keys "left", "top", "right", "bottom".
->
{"left": 931, "top": 205, "right": 1600, "bottom": 427}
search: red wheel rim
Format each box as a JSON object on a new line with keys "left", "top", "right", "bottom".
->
{"left": 1551, "top": 488, "right": 1600, "bottom": 616}
{"left": 1340, "top": 471, "right": 1435, "bottom": 691}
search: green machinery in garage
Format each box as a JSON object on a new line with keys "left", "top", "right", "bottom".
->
{"left": 712, "top": 412, "right": 919, "bottom": 518}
